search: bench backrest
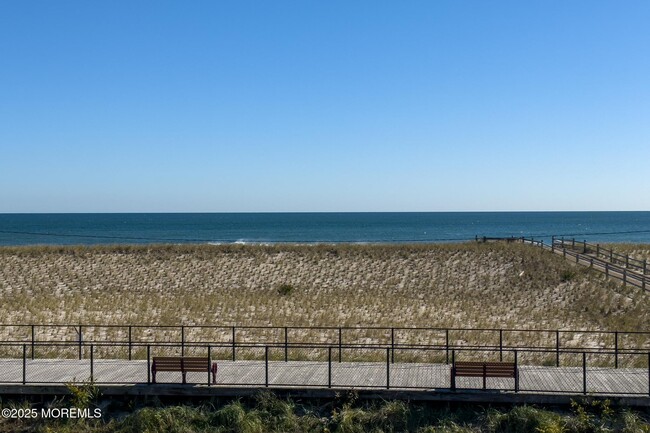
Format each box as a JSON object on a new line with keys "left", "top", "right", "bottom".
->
{"left": 454, "top": 361, "right": 516, "bottom": 377}
{"left": 152, "top": 357, "right": 209, "bottom": 372}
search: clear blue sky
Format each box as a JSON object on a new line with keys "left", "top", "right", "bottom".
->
{"left": 1, "top": 1, "right": 649, "bottom": 212}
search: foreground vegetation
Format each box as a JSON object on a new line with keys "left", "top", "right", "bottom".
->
{"left": 1, "top": 390, "right": 648, "bottom": 433}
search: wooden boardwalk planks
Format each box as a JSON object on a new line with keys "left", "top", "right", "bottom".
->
{"left": 0, "top": 358, "right": 647, "bottom": 396}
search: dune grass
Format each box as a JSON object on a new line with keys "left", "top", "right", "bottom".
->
{"left": 0, "top": 242, "right": 648, "bottom": 349}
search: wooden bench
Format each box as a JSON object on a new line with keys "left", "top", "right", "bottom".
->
{"left": 451, "top": 361, "right": 518, "bottom": 391}
{"left": 151, "top": 357, "right": 218, "bottom": 384}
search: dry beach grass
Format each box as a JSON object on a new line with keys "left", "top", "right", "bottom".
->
{"left": 0, "top": 242, "right": 648, "bottom": 351}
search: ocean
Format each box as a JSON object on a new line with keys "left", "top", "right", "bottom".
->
{"left": 0, "top": 212, "right": 649, "bottom": 246}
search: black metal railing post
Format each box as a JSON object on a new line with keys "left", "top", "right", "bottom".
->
{"left": 147, "top": 345, "right": 151, "bottom": 385}
{"left": 390, "top": 328, "right": 395, "bottom": 364}
{"left": 556, "top": 331, "right": 560, "bottom": 367}
{"left": 90, "top": 344, "right": 94, "bottom": 382}
{"left": 128, "top": 325, "right": 132, "bottom": 361}
{"left": 78, "top": 325, "right": 83, "bottom": 360}
{"left": 338, "top": 327, "right": 342, "bottom": 363}
{"left": 181, "top": 325, "right": 185, "bottom": 357}
{"left": 514, "top": 350, "right": 519, "bottom": 392}
{"left": 582, "top": 352, "right": 587, "bottom": 395}
{"left": 207, "top": 345, "right": 211, "bottom": 386}
{"left": 386, "top": 347, "right": 390, "bottom": 389}
{"left": 284, "top": 327, "right": 288, "bottom": 362}
{"left": 232, "top": 326, "right": 236, "bottom": 362}
{"left": 445, "top": 329, "right": 450, "bottom": 364}
{"left": 265, "top": 346, "right": 269, "bottom": 387}
{"left": 499, "top": 329, "right": 503, "bottom": 362}
{"left": 451, "top": 349, "right": 456, "bottom": 390}
{"left": 614, "top": 331, "right": 619, "bottom": 369}
{"left": 328, "top": 346, "right": 332, "bottom": 388}
{"left": 22, "top": 344, "right": 26, "bottom": 385}
{"left": 31, "top": 325, "right": 35, "bottom": 360}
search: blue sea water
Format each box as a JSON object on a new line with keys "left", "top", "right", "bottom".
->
{"left": 0, "top": 212, "right": 649, "bottom": 246}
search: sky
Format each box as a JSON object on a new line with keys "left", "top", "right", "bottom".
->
{"left": 1, "top": 1, "right": 649, "bottom": 212}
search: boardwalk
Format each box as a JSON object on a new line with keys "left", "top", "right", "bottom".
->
{"left": 0, "top": 358, "right": 647, "bottom": 396}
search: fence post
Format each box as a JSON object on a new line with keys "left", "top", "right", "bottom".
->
{"left": 181, "top": 325, "right": 185, "bottom": 357}
{"left": 614, "top": 332, "right": 619, "bottom": 369}
{"left": 265, "top": 346, "right": 269, "bottom": 387}
{"left": 626, "top": 255, "right": 629, "bottom": 268}
{"left": 445, "top": 329, "right": 450, "bottom": 364}
{"left": 390, "top": 328, "right": 395, "bottom": 364}
{"left": 590, "top": 257, "right": 593, "bottom": 268}
{"left": 22, "top": 344, "right": 26, "bottom": 385}
{"left": 499, "top": 329, "right": 503, "bottom": 362}
{"left": 147, "top": 345, "right": 151, "bottom": 385}
{"left": 90, "top": 344, "right": 94, "bottom": 382}
{"left": 514, "top": 350, "right": 519, "bottom": 392}
{"left": 582, "top": 352, "right": 587, "bottom": 395}
{"left": 78, "top": 325, "right": 83, "bottom": 360}
{"left": 284, "top": 327, "right": 288, "bottom": 362}
{"left": 623, "top": 270, "right": 627, "bottom": 285}
{"left": 128, "top": 326, "right": 132, "bottom": 361}
{"left": 232, "top": 326, "right": 236, "bottom": 362}
{"left": 583, "top": 240, "right": 587, "bottom": 254}
{"left": 556, "top": 331, "right": 560, "bottom": 367}
{"left": 207, "top": 345, "right": 212, "bottom": 386}
{"left": 551, "top": 236, "right": 555, "bottom": 253}
{"left": 328, "top": 347, "right": 332, "bottom": 388}
{"left": 451, "top": 349, "right": 456, "bottom": 390}
{"left": 644, "top": 259, "right": 647, "bottom": 275}
{"left": 605, "top": 262, "right": 609, "bottom": 278}
{"left": 386, "top": 348, "right": 390, "bottom": 389}
{"left": 338, "top": 327, "right": 342, "bottom": 363}
{"left": 31, "top": 325, "right": 35, "bottom": 360}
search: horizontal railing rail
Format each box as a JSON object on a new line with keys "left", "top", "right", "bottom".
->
{"left": 0, "top": 324, "right": 648, "bottom": 368}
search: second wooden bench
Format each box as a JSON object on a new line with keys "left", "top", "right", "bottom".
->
{"left": 151, "top": 357, "right": 218, "bottom": 384}
{"left": 451, "top": 361, "right": 518, "bottom": 391}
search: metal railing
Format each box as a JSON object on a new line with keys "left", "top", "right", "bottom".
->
{"left": 1, "top": 340, "right": 649, "bottom": 396}
{"left": 0, "top": 324, "right": 649, "bottom": 364}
